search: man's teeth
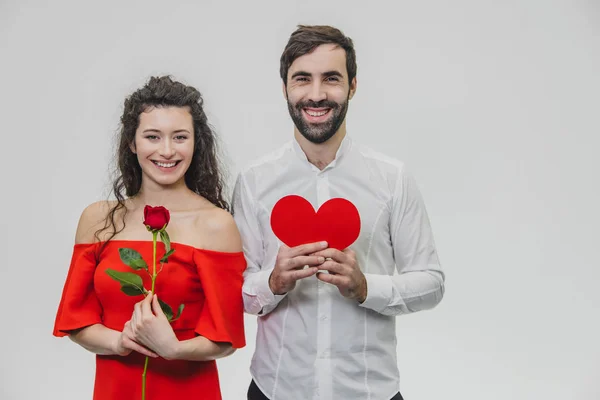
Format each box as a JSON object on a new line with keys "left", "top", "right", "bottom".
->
{"left": 155, "top": 161, "right": 177, "bottom": 168}
{"left": 306, "top": 109, "right": 328, "bottom": 117}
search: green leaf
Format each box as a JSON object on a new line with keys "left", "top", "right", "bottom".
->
{"left": 129, "top": 259, "right": 148, "bottom": 270}
{"left": 158, "top": 298, "right": 174, "bottom": 321}
{"left": 159, "top": 230, "right": 171, "bottom": 253}
{"left": 118, "top": 248, "right": 148, "bottom": 270}
{"left": 170, "top": 304, "right": 185, "bottom": 322}
{"left": 160, "top": 248, "right": 175, "bottom": 264}
{"left": 121, "top": 285, "right": 145, "bottom": 296}
{"left": 175, "top": 304, "right": 184, "bottom": 320}
{"left": 105, "top": 269, "right": 146, "bottom": 296}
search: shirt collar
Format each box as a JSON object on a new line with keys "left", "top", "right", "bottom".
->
{"left": 292, "top": 134, "right": 352, "bottom": 172}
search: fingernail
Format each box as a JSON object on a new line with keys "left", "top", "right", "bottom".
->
{"left": 318, "top": 257, "right": 325, "bottom": 263}
{"left": 321, "top": 241, "right": 328, "bottom": 247}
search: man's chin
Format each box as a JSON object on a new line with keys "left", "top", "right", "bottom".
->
{"left": 299, "top": 129, "right": 336, "bottom": 144}
{"left": 302, "top": 116, "right": 333, "bottom": 127}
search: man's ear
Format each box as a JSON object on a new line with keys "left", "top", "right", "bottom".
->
{"left": 282, "top": 81, "right": 288, "bottom": 100}
{"left": 349, "top": 77, "right": 357, "bottom": 100}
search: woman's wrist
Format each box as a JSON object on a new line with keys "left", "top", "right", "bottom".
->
{"left": 69, "top": 325, "right": 122, "bottom": 356}
{"left": 162, "top": 339, "right": 182, "bottom": 360}
{"left": 110, "top": 331, "right": 122, "bottom": 355}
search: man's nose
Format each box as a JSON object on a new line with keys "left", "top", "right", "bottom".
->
{"left": 307, "top": 82, "right": 327, "bottom": 103}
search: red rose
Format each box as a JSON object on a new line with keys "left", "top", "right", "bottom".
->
{"left": 143, "top": 205, "right": 170, "bottom": 231}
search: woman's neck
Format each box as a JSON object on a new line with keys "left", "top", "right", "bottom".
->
{"left": 133, "top": 179, "right": 194, "bottom": 210}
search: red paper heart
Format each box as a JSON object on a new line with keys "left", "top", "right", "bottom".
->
{"left": 270, "top": 195, "right": 361, "bottom": 250}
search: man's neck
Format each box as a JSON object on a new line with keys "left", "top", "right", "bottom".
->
{"left": 294, "top": 123, "right": 347, "bottom": 170}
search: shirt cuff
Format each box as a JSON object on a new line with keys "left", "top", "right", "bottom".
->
{"left": 254, "top": 269, "right": 287, "bottom": 313}
{"left": 359, "top": 273, "right": 395, "bottom": 313}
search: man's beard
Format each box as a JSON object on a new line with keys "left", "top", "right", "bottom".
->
{"left": 287, "top": 97, "right": 349, "bottom": 144}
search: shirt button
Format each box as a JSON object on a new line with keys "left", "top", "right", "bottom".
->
{"left": 320, "top": 314, "right": 327, "bottom": 321}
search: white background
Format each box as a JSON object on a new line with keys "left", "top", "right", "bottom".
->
{"left": 1, "top": 1, "right": 599, "bottom": 399}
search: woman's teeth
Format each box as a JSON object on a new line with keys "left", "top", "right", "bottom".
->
{"left": 153, "top": 161, "right": 177, "bottom": 168}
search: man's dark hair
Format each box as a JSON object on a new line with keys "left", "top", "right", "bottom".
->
{"left": 280, "top": 25, "right": 357, "bottom": 84}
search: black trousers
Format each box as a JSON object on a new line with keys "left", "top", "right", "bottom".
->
{"left": 248, "top": 380, "right": 404, "bottom": 400}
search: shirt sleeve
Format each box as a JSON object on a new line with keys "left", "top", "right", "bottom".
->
{"left": 232, "top": 172, "right": 287, "bottom": 316}
{"left": 53, "top": 244, "right": 103, "bottom": 337}
{"left": 193, "top": 250, "right": 246, "bottom": 348}
{"left": 359, "top": 166, "right": 445, "bottom": 316}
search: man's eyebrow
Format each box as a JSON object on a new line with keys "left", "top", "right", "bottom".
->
{"left": 322, "top": 70, "right": 343, "bottom": 78}
{"left": 290, "top": 70, "right": 344, "bottom": 79}
{"left": 291, "top": 71, "right": 312, "bottom": 79}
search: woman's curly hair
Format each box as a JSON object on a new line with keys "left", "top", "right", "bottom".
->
{"left": 95, "top": 76, "right": 229, "bottom": 245}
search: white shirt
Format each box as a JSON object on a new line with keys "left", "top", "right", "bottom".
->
{"left": 232, "top": 136, "right": 445, "bottom": 400}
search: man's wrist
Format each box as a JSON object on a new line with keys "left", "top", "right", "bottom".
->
{"left": 268, "top": 271, "right": 277, "bottom": 294}
{"left": 269, "top": 271, "right": 287, "bottom": 295}
{"left": 357, "top": 274, "right": 368, "bottom": 303}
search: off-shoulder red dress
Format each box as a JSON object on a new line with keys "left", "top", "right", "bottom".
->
{"left": 53, "top": 240, "right": 246, "bottom": 400}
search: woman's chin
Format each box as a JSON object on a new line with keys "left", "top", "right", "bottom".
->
{"left": 143, "top": 174, "right": 186, "bottom": 188}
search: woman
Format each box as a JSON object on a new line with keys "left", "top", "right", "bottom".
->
{"left": 53, "top": 76, "right": 245, "bottom": 400}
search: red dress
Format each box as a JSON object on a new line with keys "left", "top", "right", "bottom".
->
{"left": 53, "top": 240, "right": 246, "bottom": 400}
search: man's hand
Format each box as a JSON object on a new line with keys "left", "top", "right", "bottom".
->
{"left": 269, "top": 241, "right": 328, "bottom": 295}
{"left": 311, "top": 248, "right": 367, "bottom": 303}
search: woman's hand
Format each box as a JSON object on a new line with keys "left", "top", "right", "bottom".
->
{"left": 130, "top": 292, "right": 180, "bottom": 360}
{"left": 114, "top": 320, "right": 159, "bottom": 358}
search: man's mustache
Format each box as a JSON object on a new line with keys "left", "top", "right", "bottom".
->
{"left": 295, "top": 100, "right": 339, "bottom": 109}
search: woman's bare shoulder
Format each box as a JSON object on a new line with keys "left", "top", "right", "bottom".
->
{"left": 188, "top": 204, "right": 242, "bottom": 253}
{"left": 74, "top": 200, "right": 120, "bottom": 244}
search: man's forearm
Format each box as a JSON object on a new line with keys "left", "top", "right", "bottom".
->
{"left": 243, "top": 269, "right": 287, "bottom": 316}
{"left": 360, "top": 270, "right": 444, "bottom": 316}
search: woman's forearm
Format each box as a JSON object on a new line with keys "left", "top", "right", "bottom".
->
{"left": 170, "top": 336, "right": 235, "bottom": 361}
{"left": 68, "top": 324, "right": 120, "bottom": 355}
{"left": 70, "top": 324, "right": 233, "bottom": 361}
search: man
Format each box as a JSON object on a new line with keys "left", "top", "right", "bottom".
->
{"left": 233, "top": 25, "right": 445, "bottom": 400}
